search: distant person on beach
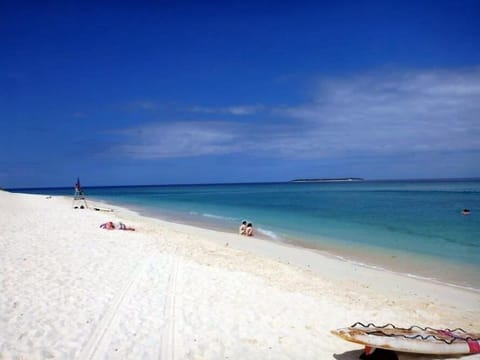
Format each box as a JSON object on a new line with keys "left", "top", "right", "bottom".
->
{"left": 246, "top": 223, "right": 254, "bottom": 236}
{"left": 461, "top": 209, "right": 471, "bottom": 215}
{"left": 239, "top": 220, "right": 247, "bottom": 235}
{"left": 100, "top": 221, "right": 135, "bottom": 231}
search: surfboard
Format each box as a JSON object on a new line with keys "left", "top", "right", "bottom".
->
{"left": 331, "top": 323, "right": 480, "bottom": 355}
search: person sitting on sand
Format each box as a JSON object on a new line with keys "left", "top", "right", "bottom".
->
{"left": 100, "top": 221, "right": 135, "bottom": 231}
{"left": 246, "top": 223, "right": 254, "bottom": 237}
{"left": 239, "top": 220, "right": 247, "bottom": 235}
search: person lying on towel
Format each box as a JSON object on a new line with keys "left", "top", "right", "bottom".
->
{"left": 100, "top": 221, "right": 135, "bottom": 231}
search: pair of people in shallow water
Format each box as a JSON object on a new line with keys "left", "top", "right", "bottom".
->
{"left": 239, "top": 220, "right": 254, "bottom": 236}
{"left": 100, "top": 221, "right": 135, "bottom": 231}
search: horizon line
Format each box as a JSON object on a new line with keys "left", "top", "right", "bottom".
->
{"left": 5, "top": 176, "right": 480, "bottom": 191}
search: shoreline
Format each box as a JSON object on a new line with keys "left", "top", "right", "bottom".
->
{"left": 2, "top": 190, "right": 479, "bottom": 359}
{"left": 88, "top": 194, "right": 480, "bottom": 304}
{"left": 91, "top": 195, "right": 480, "bottom": 293}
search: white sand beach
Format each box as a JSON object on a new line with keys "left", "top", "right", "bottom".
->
{"left": 1, "top": 190, "right": 479, "bottom": 359}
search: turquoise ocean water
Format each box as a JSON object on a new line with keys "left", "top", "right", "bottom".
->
{"left": 11, "top": 179, "right": 480, "bottom": 290}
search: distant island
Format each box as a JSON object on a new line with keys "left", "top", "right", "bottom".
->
{"left": 290, "top": 178, "right": 364, "bottom": 183}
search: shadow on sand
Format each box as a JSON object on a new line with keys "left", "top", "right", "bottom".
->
{"left": 333, "top": 350, "right": 363, "bottom": 360}
{"left": 333, "top": 350, "right": 471, "bottom": 360}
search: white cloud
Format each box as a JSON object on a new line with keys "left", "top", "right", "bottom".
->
{"left": 274, "top": 67, "right": 480, "bottom": 157}
{"left": 113, "top": 121, "right": 243, "bottom": 158}
{"left": 191, "top": 104, "right": 265, "bottom": 115}
{"left": 112, "top": 68, "right": 480, "bottom": 160}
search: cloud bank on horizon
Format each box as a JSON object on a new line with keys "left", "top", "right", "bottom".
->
{"left": 111, "top": 67, "right": 480, "bottom": 161}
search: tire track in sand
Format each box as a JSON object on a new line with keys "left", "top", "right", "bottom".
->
{"left": 160, "top": 250, "right": 180, "bottom": 360}
{"left": 78, "top": 255, "right": 154, "bottom": 360}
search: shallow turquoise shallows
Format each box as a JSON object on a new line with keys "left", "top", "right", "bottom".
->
{"left": 12, "top": 179, "right": 480, "bottom": 290}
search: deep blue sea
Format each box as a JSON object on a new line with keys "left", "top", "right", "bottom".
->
{"left": 10, "top": 179, "right": 480, "bottom": 290}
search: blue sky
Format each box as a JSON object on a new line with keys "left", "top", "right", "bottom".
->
{"left": 1, "top": 0, "right": 479, "bottom": 187}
